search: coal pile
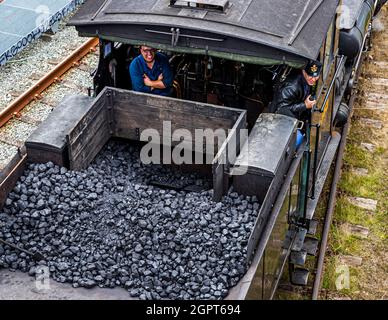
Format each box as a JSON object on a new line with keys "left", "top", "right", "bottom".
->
{"left": 0, "top": 141, "right": 260, "bottom": 300}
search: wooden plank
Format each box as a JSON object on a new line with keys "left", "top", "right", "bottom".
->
{"left": 70, "top": 120, "right": 110, "bottom": 170}
{"left": 68, "top": 123, "right": 110, "bottom": 170}
{"left": 69, "top": 108, "right": 109, "bottom": 160}
{"left": 213, "top": 111, "right": 248, "bottom": 201}
{"left": 339, "top": 255, "right": 363, "bottom": 267}
{"left": 348, "top": 196, "right": 378, "bottom": 212}
{"left": 342, "top": 223, "right": 370, "bottom": 239}
{"left": 114, "top": 111, "right": 233, "bottom": 151}
{"left": 212, "top": 162, "right": 225, "bottom": 202}
{"left": 225, "top": 111, "right": 248, "bottom": 170}
{"left": 68, "top": 97, "right": 107, "bottom": 143}
{"left": 371, "top": 78, "right": 388, "bottom": 88}
{"left": 110, "top": 88, "right": 244, "bottom": 172}
{"left": 67, "top": 93, "right": 111, "bottom": 171}
{"left": 113, "top": 98, "right": 236, "bottom": 134}
{"left": 0, "top": 154, "right": 27, "bottom": 210}
{"left": 116, "top": 96, "right": 239, "bottom": 123}
{"left": 212, "top": 111, "right": 248, "bottom": 201}
{"left": 112, "top": 88, "right": 242, "bottom": 120}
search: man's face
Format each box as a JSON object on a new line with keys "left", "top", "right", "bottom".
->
{"left": 303, "top": 70, "right": 320, "bottom": 86}
{"left": 140, "top": 46, "right": 156, "bottom": 63}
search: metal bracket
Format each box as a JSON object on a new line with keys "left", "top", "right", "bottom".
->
{"left": 309, "top": 123, "right": 320, "bottom": 200}
{"left": 297, "top": 120, "right": 304, "bottom": 130}
{"left": 106, "top": 89, "right": 115, "bottom": 135}
{"left": 170, "top": 28, "right": 180, "bottom": 46}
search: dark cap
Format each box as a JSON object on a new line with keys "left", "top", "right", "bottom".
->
{"left": 304, "top": 60, "right": 322, "bottom": 77}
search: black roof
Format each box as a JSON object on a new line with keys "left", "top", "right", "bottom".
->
{"left": 69, "top": 0, "right": 339, "bottom": 66}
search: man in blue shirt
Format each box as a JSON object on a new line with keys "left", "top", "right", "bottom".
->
{"left": 129, "top": 46, "right": 173, "bottom": 96}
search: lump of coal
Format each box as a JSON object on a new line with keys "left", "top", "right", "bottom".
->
{"left": 0, "top": 141, "right": 261, "bottom": 300}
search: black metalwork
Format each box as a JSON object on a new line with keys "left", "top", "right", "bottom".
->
{"left": 288, "top": 0, "right": 325, "bottom": 45}
{"left": 303, "top": 149, "right": 312, "bottom": 225}
{"left": 318, "top": 55, "right": 346, "bottom": 113}
{"left": 310, "top": 123, "right": 321, "bottom": 200}
{"left": 69, "top": 0, "right": 340, "bottom": 63}
{"left": 145, "top": 29, "right": 225, "bottom": 42}
{"left": 169, "top": 0, "right": 230, "bottom": 13}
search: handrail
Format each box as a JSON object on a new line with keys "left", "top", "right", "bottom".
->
{"left": 310, "top": 123, "right": 321, "bottom": 199}
{"left": 317, "top": 55, "right": 346, "bottom": 113}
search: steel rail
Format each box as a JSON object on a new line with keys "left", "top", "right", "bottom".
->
{"left": 311, "top": 92, "right": 355, "bottom": 300}
{"left": 311, "top": 24, "right": 372, "bottom": 299}
{"left": 0, "top": 37, "right": 99, "bottom": 128}
{"left": 311, "top": 50, "right": 368, "bottom": 300}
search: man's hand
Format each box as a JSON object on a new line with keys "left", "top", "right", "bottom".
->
{"left": 305, "top": 95, "right": 316, "bottom": 110}
{"left": 143, "top": 74, "right": 153, "bottom": 87}
{"left": 143, "top": 73, "right": 166, "bottom": 91}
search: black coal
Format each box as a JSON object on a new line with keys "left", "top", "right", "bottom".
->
{"left": 0, "top": 141, "right": 260, "bottom": 300}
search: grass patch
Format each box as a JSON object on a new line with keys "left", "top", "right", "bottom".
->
{"left": 338, "top": 170, "right": 382, "bottom": 199}
{"left": 322, "top": 256, "right": 337, "bottom": 290}
{"left": 328, "top": 222, "right": 363, "bottom": 255}
{"left": 323, "top": 13, "right": 388, "bottom": 299}
{"left": 367, "top": 207, "right": 388, "bottom": 241}
{"left": 342, "top": 144, "right": 373, "bottom": 169}
{"left": 323, "top": 96, "right": 388, "bottom": 298}
{"left": 333, "top": 196, "right": 371, "bottom": 226}
{"left": 322, "top": 255, "right": 361, "bottom": 295}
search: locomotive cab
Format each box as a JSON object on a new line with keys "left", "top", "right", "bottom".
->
{"left": 93, "top": 40, "right": 288, "bottom": 130}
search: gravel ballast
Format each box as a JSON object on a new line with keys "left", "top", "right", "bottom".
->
{"left": 0, "top": 140, "right": 260, "bottom": 300}
{"left": 0, "top": 13, "right": 98, "bottom": 172}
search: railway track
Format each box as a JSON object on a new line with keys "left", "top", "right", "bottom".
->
{"left": 0, "top": 38, "right": 99, "bottom": 128}
{"left": 276, "top": 9, "right": 388, "bottom": 300}
{"left": 312, "top": 11, "right": 388, "bottom": 300}
{"left": 0, "top": 37, "right": 99, "bottom": 169}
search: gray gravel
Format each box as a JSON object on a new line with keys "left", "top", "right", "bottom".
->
{"left": 0, "top": 119, "right": 38, "bottom": 143}
{"left": 19, "top": 101, "right": 54, "bottom": 123}
{"left": 0, "top": 13, "right": 98, "bottom": 172}
{"left": 0, "top": 142, "right": 18, "bottom": 169}
{"left": 0, "top": 140, "right": 260, "bottom": 300}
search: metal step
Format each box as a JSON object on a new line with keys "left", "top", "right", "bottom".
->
{"left": 306, "top": 132, "right": 341, "bottom": 221}
{"left": 291, "top": 228, "right": 308, "bottom": 252}
{"left": 290, "top": 250, "right": 308, "bottom": 266}
{"left": 308, "top": 219, "right": 319, "bottom": 236}
{"left": 302, "top": 237, "right": 319, "bottom": 256}
{"left": 282, "top": 226, "right": 298, "bottom": 249}
{"left": 291, "top": 268, "right": 310, "bottom": 286}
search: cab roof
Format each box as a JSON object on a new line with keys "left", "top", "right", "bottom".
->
{"left": 69, "top": 0, "right": 339, "bottom": 66}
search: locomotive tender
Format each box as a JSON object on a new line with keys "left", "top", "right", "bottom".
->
{"left": 2, "top": 0, "right": 384, "bottom": 299}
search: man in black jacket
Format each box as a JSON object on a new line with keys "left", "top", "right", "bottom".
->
{"left": 270, "top": 60, "right": 322, "bottom": 122}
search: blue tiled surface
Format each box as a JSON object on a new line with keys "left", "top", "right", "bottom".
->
{"left": 0, "top": 0, "right": 83, "bottom": 66}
